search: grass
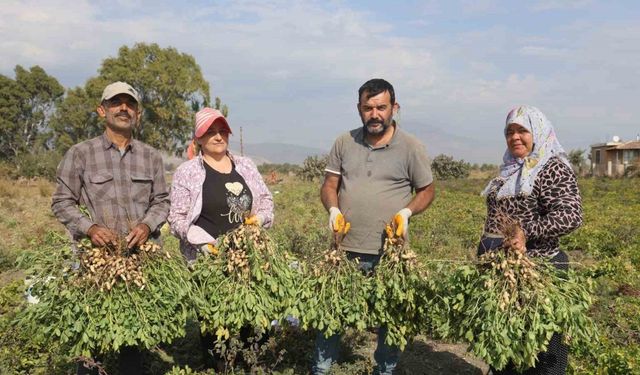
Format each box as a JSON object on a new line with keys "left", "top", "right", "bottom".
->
{"left": 0, "top": 174, "right": 638, "bottom": 374}
{"left": 0, "top": 177, "right": 64, "bottom": 272}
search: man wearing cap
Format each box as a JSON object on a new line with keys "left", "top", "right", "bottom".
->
{"left": 52, "top": 81, "right": 170, "bottom": 374}
{"left": 315, "top": 78, "right": 435, "bottom": 375}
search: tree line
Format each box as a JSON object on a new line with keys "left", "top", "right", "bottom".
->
{"left": 0, "top": 43, "right": 228, "bottom": 179}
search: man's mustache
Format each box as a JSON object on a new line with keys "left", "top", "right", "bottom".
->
{"left": 366, "top": 119, "right": 383, "bottom": 126}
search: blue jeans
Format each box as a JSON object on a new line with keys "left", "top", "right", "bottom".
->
{"left": 312, "top": 253, "right": 400, "bottom": 375}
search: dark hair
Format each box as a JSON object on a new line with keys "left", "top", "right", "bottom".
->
{"left": 358, "top": 78, "right": 395, "bottom": 104}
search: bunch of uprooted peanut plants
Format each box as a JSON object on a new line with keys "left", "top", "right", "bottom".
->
{"left": 299, "top": 214, "right": 372, "bottom": 337}
{"left": 15, "top": 231, "right": 191, "bottom": 357}
{"left": 425, "top": 216, "right": 597, "bottom": 371}
{"left": 76, "top": 238, "right": 170, "bottom": 291}
{"left": 191, "top": 223, "right": 301, "bottom": 343}
{"left": 369, "top": 218, "right": 425, "bottom": 350}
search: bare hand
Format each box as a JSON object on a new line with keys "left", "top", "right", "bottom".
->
{"left": 507, "top": 226, "right": 526, "bottom": 253}
{"left": 87, "top": 225, "right": 117, "bottom": 247}
{"left": 126, "top": 223, "right": 151, "bottom": 249}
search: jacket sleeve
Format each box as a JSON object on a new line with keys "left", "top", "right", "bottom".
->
{"left": 51, "top": 146, "right": 94, "bottom": 238}
{"left": 167, "top": 166, "right": 194, "bottom": 240}
{"left": 521, "top": 159, "right": 583, "bottom": 240}
{"left": 241, "top": 158, "right": 274, "bottom": 228}
{"left": 141, "top": 150, "right": 170, "bottom": 232}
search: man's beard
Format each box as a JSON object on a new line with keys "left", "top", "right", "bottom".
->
{"left": 364, "top": 118, "right": 390, "bottom": 135}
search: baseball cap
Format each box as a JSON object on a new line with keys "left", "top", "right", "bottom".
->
{"left": 101, "top": 81, "right": 141, "bottom": 104}
{"left": 194, "top": 108, "right": 232, "bottom": 138}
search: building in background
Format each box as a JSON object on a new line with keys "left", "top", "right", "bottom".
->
{"left": 590, "top": 136, "right": 640, "bottom": 177}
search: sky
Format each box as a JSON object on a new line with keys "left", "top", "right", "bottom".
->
{"left": 1, "top": 0, "right": 639, "bottom": 163}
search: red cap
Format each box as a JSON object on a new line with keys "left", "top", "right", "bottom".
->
{"left": 194, "top": 108, "right": 231, "bottom": 138}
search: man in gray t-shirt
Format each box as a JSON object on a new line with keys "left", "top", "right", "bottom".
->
{"left": 313, "top": 79, "right": 435, "bottom": 375}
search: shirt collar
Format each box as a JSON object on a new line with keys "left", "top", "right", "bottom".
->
{"left": 360, "top": 121, "right": 399, "bottom": 150}
{"left": 101, "top": 132, "right": 134, "bottom": 152}
{"left": 196, "top": 150, "right": 235, "bottom": 165}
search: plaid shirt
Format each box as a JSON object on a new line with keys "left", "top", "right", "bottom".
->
{"left": 52, "top": 132, "right": 170, "bottom": 239}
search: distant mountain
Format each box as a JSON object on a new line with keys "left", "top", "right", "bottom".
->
{"left": 228, "top": 141, "right": 327, "bottom": 165}
{"left": 162, "top": 125, "right": 500, "bottom": 171}
{"left": 403, "top": 122, "right": 502, "bottom": 164}
{"left": 161, "top": 142, "right": 327, "bottom": 173}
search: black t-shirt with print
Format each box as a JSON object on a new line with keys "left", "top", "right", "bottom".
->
{"left": 195, "top": 161, "right": 253, "bottom": 238}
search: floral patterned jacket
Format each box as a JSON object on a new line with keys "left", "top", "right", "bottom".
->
{"left": 168, "top": 153, "right": 274, "bottom": 260}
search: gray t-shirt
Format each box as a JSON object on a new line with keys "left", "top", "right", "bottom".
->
{"left": 325, "top": 126, "right": 433, "bottom": 254}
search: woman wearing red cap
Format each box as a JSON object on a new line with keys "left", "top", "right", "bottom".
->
{"left": 169, "top": 107, "right": 273, "bottom": 260}
{"left": 168, "top": 107, "right": 274, "bottom": 367}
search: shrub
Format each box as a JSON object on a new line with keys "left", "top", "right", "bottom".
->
{"left": 568, "top": 149, "right": 586, "bottom": 175}
{"left": 431, "top": 154, "right": 470, "bottom": 180}
{"left": 258, "top": 163, "right": 301, "bottom": 175}
{"left": 624, "top": 163, "right": 640, "bottom": 178}
{"left": 480, "top": 163, "right": 498, "bottom": 172}
{"left": 11, "top": 149, "right": 62, "bottom": 181}
{"left": 297, "top": 155, "right": 327, "bottom": 181}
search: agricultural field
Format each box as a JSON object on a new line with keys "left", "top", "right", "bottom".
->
{"left": 0, "top": 173, "right": 638, "bottom": 374}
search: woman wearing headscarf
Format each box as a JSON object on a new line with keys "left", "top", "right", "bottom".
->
{"left": 168, "top": 107, "right": 274, "bottom": 368}
{"left": 479, "top": 105, "right": 583, "bottom": 375}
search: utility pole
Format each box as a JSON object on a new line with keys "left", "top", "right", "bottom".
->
{"left": 240, "top": 126, "right": 244, "bottom": 156}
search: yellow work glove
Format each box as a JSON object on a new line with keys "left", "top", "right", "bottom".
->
{"left": 199, "top": 243, "right": 219, "bottom": 256}
{"left": 393, "top": 208, "right": 412, "bottom": 239}
{"left": 244, "top": 214, "right": 264, "bottom": 226}
{"left": 329, "top": 207, "right": 342, "bottom": 232}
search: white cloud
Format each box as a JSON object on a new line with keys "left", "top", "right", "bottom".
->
{"left": 530, "top": 0, "right": 593, "bottom": 12}
{"left": 416, "top": 0, "right": 442, "bottom": 16}
{"left": 460, "top": 0, "right": 502, "bottom": 14}
{"left": 1, "top": 0, "right": 639, "bottom": 162}
{"left": 0, "top": 0, "right": 122, "bottom": 77}
{"left": 519, "top": 45, "right": 568, "bottom": 58}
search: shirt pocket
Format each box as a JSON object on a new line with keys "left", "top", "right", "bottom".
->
{"left": 87, "top": 172, "right": 115, "bottom": 200}
{"left": 130, "top": 173, "right": 153, "bottom": 203}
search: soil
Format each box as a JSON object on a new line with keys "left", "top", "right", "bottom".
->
{"left": 351, "top": 332, "right": 488, "bottom": 375}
